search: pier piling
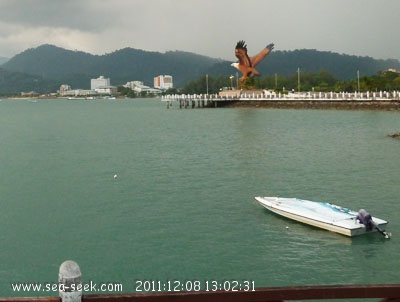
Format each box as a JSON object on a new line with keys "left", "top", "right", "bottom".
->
{"left": 59, "top": 260, "right": 82, "bottom": 302}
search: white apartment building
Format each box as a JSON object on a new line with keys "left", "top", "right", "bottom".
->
{"left": 124, "top": 81, "right": 161, "bottom": 95}
{"left": 90, "top": 76, "right": 117, "bottom": 95}
{"left": 154, "top": 75, "right": 173, "bottom": 90}
{"left": 91, "top": 76, "right": 110, "bottom": 90}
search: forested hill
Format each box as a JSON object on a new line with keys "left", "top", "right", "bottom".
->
{"left": 207, "top": 49, "right": 400, "bottom": 80}
{"left": 0, "top": 56, "right": 8, "bottom": 65}
{"left": 1, "top": 44, "right": 222, "bottom": 89}
{"left": 1, "top": 44, "right": 399, "bottom": 94}
{"left": 278, "top": 50, "right": 400, "bottom": 78}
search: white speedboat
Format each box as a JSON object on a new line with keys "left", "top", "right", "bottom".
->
{"left": 255, "top": 196, "right": 390, "bottom": 238}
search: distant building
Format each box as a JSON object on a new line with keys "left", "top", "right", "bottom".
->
{"left": 91, "top": 76, "right": 110, "bottom": 90}
{"left": 21, "top": 91, "right": 39, "bottom": 97}
{"left": 124, "top": 81, "right": 162, "bottom": 95}
{"left": 60, "top": 89, "right": 95, "bottom": 97}
{"left": 154, "top": 75, "right": 173, "bottom": 90}
{"left": 59, "top": 84, "right": 71, "bottom": 94}
{"left": 98, "top": 87, "right": 118, "bottom": 95}
{"left": 124, "top": 81, "right": 145, "bottom": 90}
{"left": 90, "top": 76, "right": 117, "bottom": 95}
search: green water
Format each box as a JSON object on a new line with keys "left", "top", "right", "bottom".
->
{"left": 0, "top": 99, "right": 399, "bottom": 297}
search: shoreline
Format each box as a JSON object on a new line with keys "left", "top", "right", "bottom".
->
{"left": 217, "top": 99, "right": 400, "bottom": 110}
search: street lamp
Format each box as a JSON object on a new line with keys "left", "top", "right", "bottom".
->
{"left": 297, "top": 68, "right": 300, "bottom": 93}
{"left": 206, "top": 74, "right": 209, "bottom": 95}
{"left": 229, "top": 75, "right": 234, "bottom": 89}
{"left": 236, "top": 72, "right": 238, "bottom": 89}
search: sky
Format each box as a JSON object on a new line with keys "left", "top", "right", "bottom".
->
{"left": 0, "top": 0, "right": 399, "bottom": 61}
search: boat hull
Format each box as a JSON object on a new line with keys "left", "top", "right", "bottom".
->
{"left": 255, "top": 196, "right": 388, "bottom": 237}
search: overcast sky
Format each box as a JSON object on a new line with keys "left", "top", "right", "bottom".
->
{"left": 0, "top": 0, "right": 399, "bottom": 61}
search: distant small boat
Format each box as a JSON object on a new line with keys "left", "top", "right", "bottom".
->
{"left": 68, "top": 97, "right": 86, "bottom": 100}
{"left": 255, "top": 196, "right": 391, "bottom": 238}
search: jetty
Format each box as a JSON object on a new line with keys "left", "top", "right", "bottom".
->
{"left": 162, "top": 89, "right": 400, "bottom": 110}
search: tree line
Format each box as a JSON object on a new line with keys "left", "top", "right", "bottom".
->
{"left": 177, "top": 70, "right": 400, "bottom": 95}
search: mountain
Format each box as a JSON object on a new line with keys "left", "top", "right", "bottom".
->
{"left": 1, "top": 44, "right": 400, "bottom": 95}
{"left": 2, "top": 44, "right": 222, "bottom": 89}
{"left": 0, "top": 56, "right": 9, "bottom": 65}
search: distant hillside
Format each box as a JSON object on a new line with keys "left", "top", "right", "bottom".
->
{"left": 208, "top": 49, "right": 400, "bottom": 80}
{"left": 0, "top": 56, "right": 9, "bottom": 65}
{"left": 1, "top": 44, "right": 400, "bottom": 95}
{"left": 0, "top": 67, "right": 58, "bottom": 95}
{"left": 2, "top": 44, "right": 222, "bottom": 89}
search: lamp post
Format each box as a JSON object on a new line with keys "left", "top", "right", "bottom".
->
{"left": 206, "top": 74, "right": 209, "bottom": 95}
{"left": 236, "top": 72, "right": 238, "bottom": 89}
{"left": 230, "top": 75, "right": 234, "bottom": 89}
{"left": 297, "top": 68, "right": 300, "bottom": 93}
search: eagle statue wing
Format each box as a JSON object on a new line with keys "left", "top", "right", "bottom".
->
{"left": 250, "top": 43, "right": 274, "bottom": 67}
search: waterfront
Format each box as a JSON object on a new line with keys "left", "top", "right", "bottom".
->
{"left": 0, "top": 98, "right": 399, "bottom": 297}
{"left": 162, "top": 90, "right": 400, "bottom": 110}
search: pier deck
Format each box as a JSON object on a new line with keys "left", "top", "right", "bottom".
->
{"left": 162, "top": 90, "right": 400, "bottom": 110}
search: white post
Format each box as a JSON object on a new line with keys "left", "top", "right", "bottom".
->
{"left": 297, "top": 68, "right": 300, "bottom": 93}
{"left": 59, "top": 260, "right": 82, "bottom": 302}
{"left": 206, "top": 74, "right": 209, "bottom": 95}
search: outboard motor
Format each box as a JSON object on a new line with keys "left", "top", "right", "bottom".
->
{"left": 356, "top": 209, "right": 374, "bottom": 231}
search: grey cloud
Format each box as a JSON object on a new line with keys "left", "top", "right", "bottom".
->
{"left": 0, "top": 0, "right": 115, "bottom": 31}
{"left": 0, "top": 0, "right": 399, "bottom": 60}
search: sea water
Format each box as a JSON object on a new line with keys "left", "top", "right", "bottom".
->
{"left": 0, "top": 98, "right": 399, "bottom": 297}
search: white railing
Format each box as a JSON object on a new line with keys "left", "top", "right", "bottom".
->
{"left": 162, "top": 90, "right": 400, "bottom": 102}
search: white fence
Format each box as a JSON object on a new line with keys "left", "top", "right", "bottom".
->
{"left": 162, "top": 90, "right": 400, "bottom": 102}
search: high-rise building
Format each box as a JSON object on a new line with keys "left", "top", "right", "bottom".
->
{"left": 91, "top": 76, "right": 110, "bottom": 90}
{"left": 154, "top": 75, "right": 173, "bottom": 90}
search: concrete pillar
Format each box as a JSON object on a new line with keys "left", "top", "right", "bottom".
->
{"left": 59, "top": 260, "right": 82, "bottom": 302}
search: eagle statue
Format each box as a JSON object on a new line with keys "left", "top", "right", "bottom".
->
{"left": 231, "top": 40, "right": 274, "bottom": 87}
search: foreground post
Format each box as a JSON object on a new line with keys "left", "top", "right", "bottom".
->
{"left": 59, "top": 260, "right": 82, "bottom": 302}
